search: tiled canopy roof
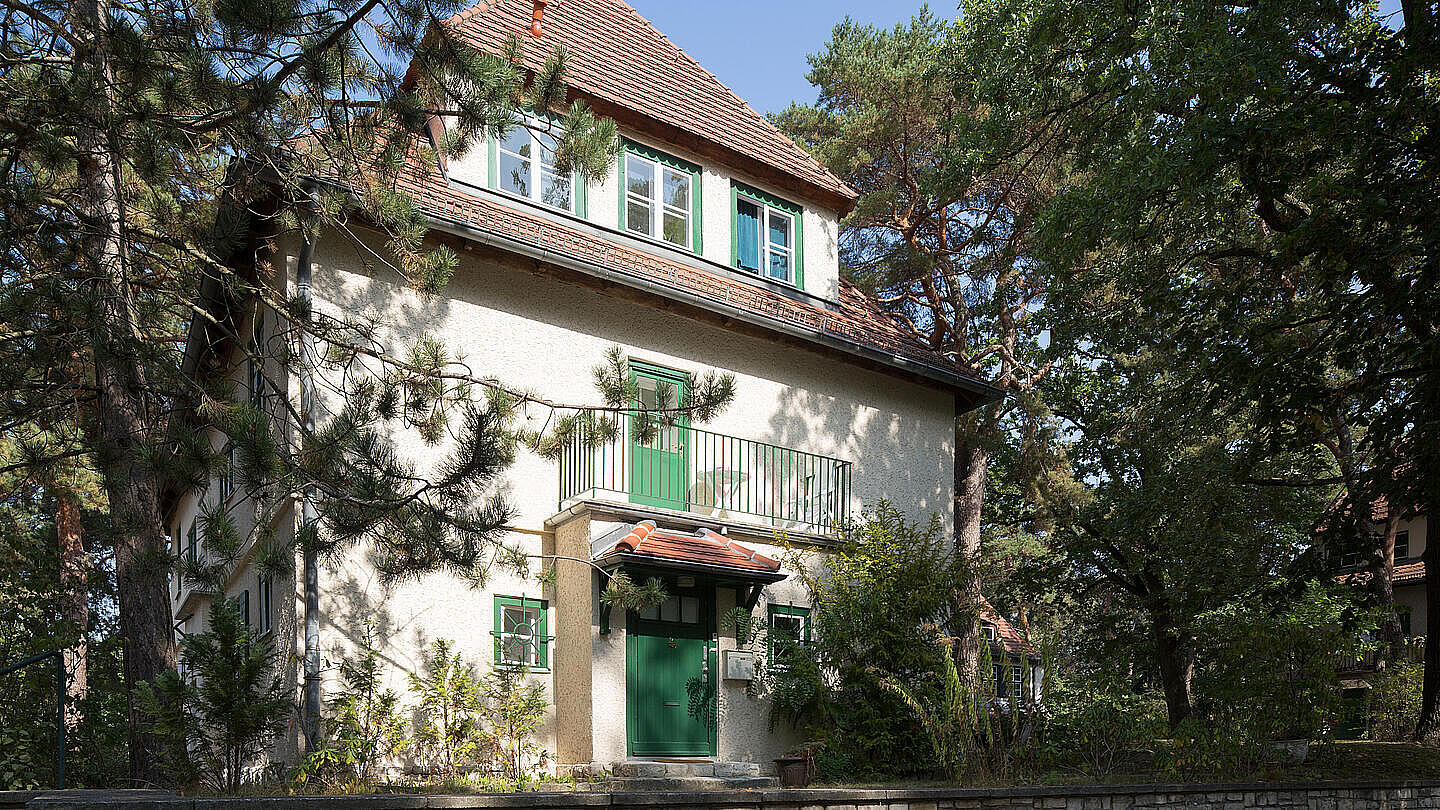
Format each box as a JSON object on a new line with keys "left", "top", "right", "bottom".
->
{"left": 594, "top": 520, "right": 782, "bottom": 576}
{"left": 1396, "top": 560, "right": 1426, "bottom": 585}
{"left": 387, "top": 146, "right": 988, "bottom": 392}
{"left": 440, "top": 0, "right": 855, "bottom": 206}
{"left": 1343, "top": 560, "right": 1427, "bottom": 587}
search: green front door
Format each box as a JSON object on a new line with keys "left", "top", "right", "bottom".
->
{"left": 626, "top": 584, "right": 715, "bottom": 756}
{"left": 628, "top": 362, "right": 689, "bottom": 511}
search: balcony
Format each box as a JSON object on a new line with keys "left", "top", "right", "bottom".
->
{"left": 558, "top": 412, "right": 852, "bottom": 536}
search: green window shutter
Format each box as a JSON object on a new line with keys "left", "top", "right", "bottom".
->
{"left": 487, "top": 133, "right": 499, "bottom": 191}
{"left": 692, "top": 168, "right": 703, "bottom": 255}
{"left": 240, "top": 589, "right": 250, "bottom": 627}
{"left": 187, "top": 523, "right": 197, "bottom": 564}
{"left": 575, "top": 169, "right": 588, "bottom": 219}
{"left": 794, "top": 208, "right": 805, "bottom": 290}
{"left": 617, "top": 155, "right": 627, "bottom": 231}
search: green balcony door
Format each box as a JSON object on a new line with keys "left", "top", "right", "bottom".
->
{"left": 626, "top": 585, "right": 715, "bottom": 756}
{"left": 628, "top": 362, "right": 689, "bottom": 511}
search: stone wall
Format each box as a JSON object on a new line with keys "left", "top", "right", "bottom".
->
{"left": 17, "top": 782, "right": 1440, "bottom": 810}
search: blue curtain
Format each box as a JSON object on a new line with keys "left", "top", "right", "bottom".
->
{"left": 736, "top": 199, "right": 760, "bottom": 271}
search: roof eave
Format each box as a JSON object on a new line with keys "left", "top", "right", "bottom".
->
{"left": 399, "top": 193, "right": 1001, "bottom": 406}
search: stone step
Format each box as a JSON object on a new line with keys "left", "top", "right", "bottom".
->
{"left": 601, "top": 776, "right": 779, "bottom": 792}
{"left": 612, "top": 760, "right": 714, "bottom": 778}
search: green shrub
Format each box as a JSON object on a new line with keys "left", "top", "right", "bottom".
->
{"left": 138, "top": 596, "right": 289, "bottom": 791}
{"left": 1367, "top": 661, "right": 1423, "bottom": 742}
{"left": 408, "top": 639, "right": 493, "bottom": 780}
{"left": 292, "top": 624, "right": 410, "bottom": 791}
{"left": 763, "top": 503, "right": 984, "bottom": 781}
{"left": 1040, "top": 678, "right": 1164, "bottom": 780}
{"left": 479, "top": 666, "right": 547, "bottom": 785}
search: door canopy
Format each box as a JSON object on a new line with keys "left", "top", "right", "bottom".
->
{"left": 592, "top": 520, "right": 787, "bottom": 584}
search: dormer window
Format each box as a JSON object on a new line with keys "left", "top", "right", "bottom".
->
{"left": 619, "top": 140, "right": 702, "bottom": 254}
{"left": 733, "top": 182, "right": 803, "bottom": 289}
{"left": 488, "top": 118, "right": 586, "bottom": 215}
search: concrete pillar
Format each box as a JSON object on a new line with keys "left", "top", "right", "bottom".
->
{"left": 549, "top": 510, "right": 594, "bottom": 765}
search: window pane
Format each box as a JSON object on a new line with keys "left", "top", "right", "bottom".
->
{"left": 499, "top": 127, "right": 531, "bottom": 158}
{"left": 768, "top": 210, "right": 790, "bottom": 249}
{"left": 499, "top": 152, "right": 530, "bottom": 197}
{"left": 662, "top": 210, "right": 688, "bottom": 246}
{"left": 663, "top": 168, "right": 689, "bottom": 210}
{"left": 627, "top": 200, "right": 653, "bottom": 236}
{"left": 736, "top": 199, "right": 761, "bottom": 272}
{"left": 680, "top": 596, "right": 699, "bottom": 624}
{"left": 768, "top": 248, "right": 790, "bottom": 281}
{"left": 535, "top": 130, "right": 560, "bottom": 169}
{"left": 640, "top": 604, "right": 659, "bottom": 621}
{"left": 542, "top": 170, "right": 571, "bottom": 210}
{"left": 660, "top": 595, "right": 680, "bottom": 623}
{"left": 626, "top": 155, "right": 653, "bottom": 201}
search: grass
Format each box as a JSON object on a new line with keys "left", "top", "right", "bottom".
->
{"left": 816, "top": 741, "right": 1440, "bottom": 789}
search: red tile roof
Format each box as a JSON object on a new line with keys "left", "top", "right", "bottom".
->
{"left": 439, "top": 0, "right": 855, "bottom": 206}
{"left": 386, "top": 143, "right": 988, "bottom": 391}
{"left": 595, "top": 520, "right": 782, "bottom": 575}
{"left": 982, "top": 602, "right": 1036, "bottom": 659}
{"left": 1338, "top": 560, "right": 1426, "bottom": 586}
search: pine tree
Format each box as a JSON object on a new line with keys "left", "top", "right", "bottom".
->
{"left": 136, "top": 595, "right": 289, "bottom": 792}
{"left": 0, "top": 0, "right": 731, "bottom": 785}
{"left": 773, "top": 10, "right": 1063, "bottom": 682}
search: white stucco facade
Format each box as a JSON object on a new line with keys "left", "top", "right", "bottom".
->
{"left": 167, "top": 113, "right": 974, "bottom": 778}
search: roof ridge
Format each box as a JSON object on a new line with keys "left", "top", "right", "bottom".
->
{"left": 438, "top": 0, "right": 856, "bottom": 204}
{"left": 609, "top": 0, "right": 847, "bottom": 193}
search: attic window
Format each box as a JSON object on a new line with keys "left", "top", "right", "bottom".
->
{"left": 490, "top": 121, "right": 581, "bottom": 215}
{"left": 732, "top": 181, "right": 803, "bottom": 289}
{"left": 619, "top": 140, "right": 702, "bottom": 255}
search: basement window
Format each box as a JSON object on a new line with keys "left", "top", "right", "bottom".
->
{"left": 493, "top": 595, "right": 549, "bottom": 669}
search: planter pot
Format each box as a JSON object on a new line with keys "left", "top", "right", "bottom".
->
{"left": 1271, "top": 739, "right": 1310, "bottom": 763}
{"left": 774, "top": 756, "right": 812, "bottom": 788}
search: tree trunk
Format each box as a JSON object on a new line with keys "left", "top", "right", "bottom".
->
{"left": 56, "top": 493, "right": 88, "bottom": 721}
{"left": 1414, "top": 533, "right": 1440, "bottom": 740}
{"left": 953, "top": 423, "right": 988, "bottom": 682}
{"left": 72, "top": 0, "right": 176, "bottom": 784}
{"left": 1372, "top": 512, "right": 1403, "bottom": 650}
{"left": 1150, "top": 599, "right": 1193, "bottom": 730}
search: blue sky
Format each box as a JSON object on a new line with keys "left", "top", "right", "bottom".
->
{"left": 626, "top": 1, "right": 1407, "bottom": 116}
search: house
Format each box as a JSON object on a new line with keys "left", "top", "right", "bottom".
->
{"left": 1336, "top": 502, "right": 1429, "bottom": 675}
{"left": 165, "top": 0, "right": 1003, "bottom": 780}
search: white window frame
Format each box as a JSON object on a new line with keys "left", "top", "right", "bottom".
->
{"left": 624, "top": 152, "right": 692, "bottom": 249}
{"left": 219, "top": 444, "right": 236, "bottom": 502}
{"left": 737, "top": 196, "right": 795, "bottom": 284}
{"left": 495, "top": 121, "right": 574, "bottom": 213}
{"left": 256, "top": 574, "right": 273, "bottom": 635}
{"left": 497, "top": 600, "right": 547, "bottom": 668}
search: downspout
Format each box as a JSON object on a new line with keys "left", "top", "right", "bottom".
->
{"left": 296, "top": 183, "right": 322, "bottom": 753}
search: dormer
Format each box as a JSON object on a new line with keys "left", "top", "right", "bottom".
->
{"left": 428, "top": 0, "right": 857, "bottom": 307}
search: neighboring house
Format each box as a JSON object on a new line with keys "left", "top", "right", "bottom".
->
{"left": 1336, "top": 502, "right": 1428, "bottom": 675}
{"left": 980, "top": 607, "right": 1043, "bottom": 704}
{"left": 165, "top": 0, "right": 1003, "bottom": 778}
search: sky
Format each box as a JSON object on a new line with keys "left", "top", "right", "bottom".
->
{"left": 626, "top": 0, "right": 1408, "bottom": 116}
{"left": 625, "top": 1, "right": 934, "bottom": 115}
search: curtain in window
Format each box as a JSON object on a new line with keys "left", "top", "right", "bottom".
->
{"left": 736, "top": 198, "right": 760, "bottom": 271}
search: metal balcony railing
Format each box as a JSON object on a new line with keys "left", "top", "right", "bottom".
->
{"left": 558, "top": 412, "right": 851, "bottom": 535}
